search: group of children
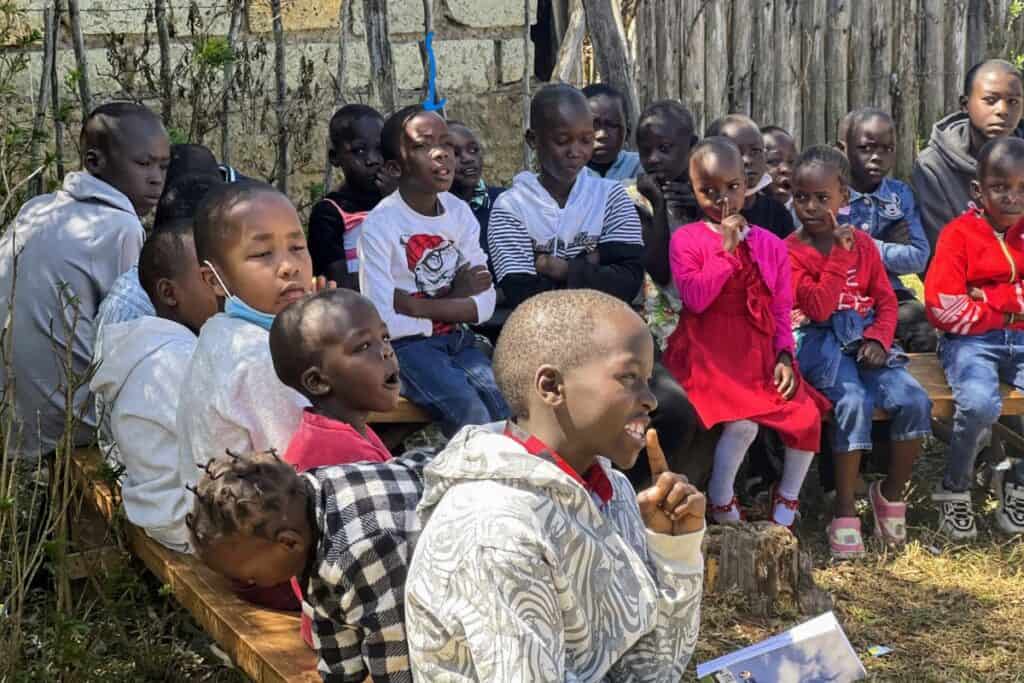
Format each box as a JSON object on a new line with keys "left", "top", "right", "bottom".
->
{"left": 4, "top": 57, "right": 1024, "bottom": 680}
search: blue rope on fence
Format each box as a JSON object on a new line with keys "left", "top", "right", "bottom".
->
{"left": 421, "top": 31, "right": 446, "bottom": 112}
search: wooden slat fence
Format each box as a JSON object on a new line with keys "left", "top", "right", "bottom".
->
{"left": 633, "top": 0, "right": 1024, "bottom": 177}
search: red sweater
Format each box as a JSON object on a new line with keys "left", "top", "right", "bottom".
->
{"left": 786, "top": 228, "right": 898, "bottom": 349}
{"left": 924, "top": 209, "right": 1024, "bottom": 335}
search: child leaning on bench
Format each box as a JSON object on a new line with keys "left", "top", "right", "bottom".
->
{"left": 787, "top": 146, "right": 932, "bottom": 559}
{"left": 405, "top": 289, "right": 706, "bottom": 680}
{"left": 925, "top": 136, "right": 1024, "bottom": 538}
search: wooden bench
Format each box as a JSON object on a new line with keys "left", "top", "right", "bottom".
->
{"left": 885, "top": 353, "right": 1024, "bottom": 418}
{"left": 70, "top": 447, "right": 320, "bottom": 683}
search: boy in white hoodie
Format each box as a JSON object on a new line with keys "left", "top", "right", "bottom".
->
{"left": 90, "top": 220, "right": 218, "bottom": 552}
{"left": 405, "top": 289, "right": 707, "bottom": 680}
{"left": 0, "top": 102, "right": 169, "bottom": 460}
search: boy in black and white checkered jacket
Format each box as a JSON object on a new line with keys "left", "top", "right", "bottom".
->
{"left": 187, "top": 448, "right": 434, "bottom": 683}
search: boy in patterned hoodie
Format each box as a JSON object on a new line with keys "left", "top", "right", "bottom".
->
{"left": 405, "top": 289, "right": 706, "bottom": 680}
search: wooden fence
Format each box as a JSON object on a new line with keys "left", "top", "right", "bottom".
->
{"left": 631, "top": 0, "right": 1024, "bottom": 177}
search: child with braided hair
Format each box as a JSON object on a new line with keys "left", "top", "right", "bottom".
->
{"left": 188, "top": 447, "right": 433, "bottom": 682}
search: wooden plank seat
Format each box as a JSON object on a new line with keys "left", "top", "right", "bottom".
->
{"left": 368, "top": 396, "right": 430, "bottom": 424}
{"left": 879, "top": 353, "right": 1024, "bottom": 419}
{"left": 70, "top": 447, "right": 319, "bottom": 683}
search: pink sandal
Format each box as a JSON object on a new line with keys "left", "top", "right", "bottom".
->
{"left": 828, "top": 517, "right": 865, "bottom": 559}
{"left": 869, "top": 481, "right": 907, "bottom": 546}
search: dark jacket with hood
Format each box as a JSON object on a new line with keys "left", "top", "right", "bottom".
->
{"left": 911, "top": 111, "right": 1024, "bottom": 259}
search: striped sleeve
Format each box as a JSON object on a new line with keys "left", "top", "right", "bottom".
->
{"left": 601, "top": 183, "right": 645, "bottom": 246}
{"left": 486, "top": 204, "right": 538, "bottom": 283}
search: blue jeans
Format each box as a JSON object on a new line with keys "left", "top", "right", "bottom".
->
{"left": 819, "top": 353, "right": 932, "bottom": 454}
{"left": 393, "top": 328, "right": 509, "bottom": 437}
{"left": 940, "top": 330, "right": 1024, "bottom": 491}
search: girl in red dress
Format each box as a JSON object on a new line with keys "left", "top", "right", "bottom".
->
{"left": 664, "top": 137, "right": 829, "bottom": 527}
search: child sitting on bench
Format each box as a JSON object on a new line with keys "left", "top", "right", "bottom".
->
{"left": 405, "top": 289, "right": 706, "bottom": 680}
{"left": 271, "top": 288, "right": 398, "bottom": 470}
{"left": 188, "top": 447, "right": 434, "bottom": 682}
{"left": 358, "top": 105, "right": 508, "bottom": 437}
{"left": 762, "top": 125, "right": 797, "bottom": 210}
{"left": 925, "top": 136, "right": 1024, "bottom": 538}
{"left": 91, "top": 218, "right": 218, "bottom": 553}
{"left": 788, "top": 146, "right": 932, "bottom": 558}
{"left": 663, "top": 137, "right": 828, "bottom": 529}
{"left": 309, "top": 104, "right": 391, "bottom": 289}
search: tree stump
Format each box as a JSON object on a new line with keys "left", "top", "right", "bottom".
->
{"left": 702, "top": 522, "right": 832, "bottom": 617}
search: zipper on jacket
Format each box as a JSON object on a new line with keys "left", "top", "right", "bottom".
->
{"left": 995, "top": 232, "right": 1018, "bottom": 283}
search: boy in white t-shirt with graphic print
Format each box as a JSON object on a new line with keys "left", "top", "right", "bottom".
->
{"left": 358, "top": 105, "right": 508, "bottom": 436}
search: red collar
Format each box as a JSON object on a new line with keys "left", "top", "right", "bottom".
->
{"left": 503, "top": 422, "right": 614, "bottom": 504}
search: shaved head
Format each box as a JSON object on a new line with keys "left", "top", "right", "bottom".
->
{"left": 978, "top": 136, "right": 1024, "bottom": 180}
{"left": 493, "top": 289, "right": 638, "bottom": 418}
{"left": 690, "top": 135, "right": 743, "bottom": 170}
{"left": 530, "top": 83, "right": 589, "bottom": 131}
{"left": 80, "top": 101, "right": 163, "bottom": 160}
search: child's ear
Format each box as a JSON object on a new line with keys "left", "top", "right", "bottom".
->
{"left": 83, "top": 146, "right": 105, "bottom": 176}
{"left": 960, "top": 94, "right": 970, "bottom": 112}
{"left": 155, "top": 277, "right": 178, "bottom": 308}
{"left": 525, "top": 129, "right": 538, "bottom": 151}
{"left": 534, "top": 365, "right": 564, "bottom": 407}
{"left": 327, "top": 145, "right": 342, "bottom": 168}
{"left": 300, "top": 367, "right": 331, "bottom": 398}
{"left": 841, "top": 185, "right": 850, "bottom": 207}
{"left": 199, "top": 262, "right": 227, "bottom": 298}
{"left": 970, "top": 179, "right": 984, "bottom": 204}
{"left": 383, "top": 159, "right": 401, "bottom": 179}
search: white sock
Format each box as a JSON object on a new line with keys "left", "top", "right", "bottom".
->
{"left": 774, "top": 447, "right": 814, "bottom": 526}
{"left": 709, "top": 420, "right": 760, "bottom": 520}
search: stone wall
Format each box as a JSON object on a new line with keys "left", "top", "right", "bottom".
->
{"left": 14, "top": 0, "right": 538, "bottom": 208}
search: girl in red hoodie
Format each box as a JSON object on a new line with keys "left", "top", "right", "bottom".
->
{"left": 924, "top": 136, "right": 1024, "bottom": 539}
{"left": 788, "top": 146, "right": 931, "bottom": 559}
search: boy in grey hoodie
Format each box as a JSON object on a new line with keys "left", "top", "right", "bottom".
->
{"left": 90, "top": 220, "right": 217, "bottom": 552}
{"left": 0, "top": 102, "right": 169, "bottom": 460}
{"left": 406, "top": 289, "right": 706, "bottom": 681}
{"left": 912, "top": 59, "right": 1024, "bottom": 257}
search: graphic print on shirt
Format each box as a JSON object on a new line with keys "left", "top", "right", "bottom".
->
{"left": 402, "top": 233, "right": 461, "bottom": 297}
{"left": 929, "top": 292, "right": 984, "bottom": 335}
{"left": 878, "top": 192, "right": 904, "bottom": 221}
{"left": 837, "top": 267, "right": 875, "bottom": 315}
{"left": 531, "top": 232, "right": 599, "bottom": 257}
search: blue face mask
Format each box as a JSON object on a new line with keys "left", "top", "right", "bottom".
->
{"left": 204, "top": 261, "right": 277, "bottom": 331}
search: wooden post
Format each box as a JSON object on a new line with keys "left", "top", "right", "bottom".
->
{"left": 552, "top": 0, "right": 585, "bottom": 84}
{"left": 966, "top": 0, "right": 985, "bottom": 80}
{"left": 323, "top": 0, "right": 352, "bottom": 194}
{"left": 270, "top": 0, "right": 289, "bottom": 193}
{"left": 945, "top": 0, "right": 969, "bottom": 114}
{"left": 657, "top": 0, "right": 681, "bottom": 102}
{"left": 869, "top": 0, "right": 893, "bottom": 113}
{"left": 730, "top": 0, "right": 754, "bottom": 115}
{"left": 825, "top": 0, "right": 849, "bottom": 148}
{"left": 221, "top": 0, "right": 243, "bottom": 165}
{"left": 775, "top": 0, "right": 802, "bottom": 140}
{"left": 802, "top": 0, "right": 827, "bottom": 147}
{"left": 363, "top": 0, "right": 398, "bottom": 113}
{"left": 704, "top": 0, "right": 728, "bottom": 126}
{"left": 848, "top": 0, "right": 871, "bottom": 111}
{"left": 920, "top": 0, "right": 945, "bottom": 144}
{"left": 523, "top": 0, "right": 532, "bottom": 169}
{"left": 154, "top": 0, "right": 173, "bottom": 123}
{"left": 30, "top": 6, "right": 55, "bottom": 197}
{"left": 65, "top": 0, "right": 92, "bottom": 115}
{"left": 680, "top": 0, "right": 706, "bottom": 133}
{"left": 51, "top": 0, "right": 65, "bottom": 179}
{"left": 581, "top": 0, "right": 640, "bottom": 125}
{"left": 893, "top": 0, "right": 919, "bottom": 178}
{"left": 752, "top": 0, "right": 777, "bottom": 126}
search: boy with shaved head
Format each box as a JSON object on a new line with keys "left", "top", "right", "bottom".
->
{"left": 914, "top": 59, "right": 1024, "bottom": 255}
{"left": 406, "top": 288, "right": 706, "bottom": 680}
{"left": 0, "top": 101, "right": 169, "bottom": 459}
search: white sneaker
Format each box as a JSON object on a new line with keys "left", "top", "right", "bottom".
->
{"left": 992, "top": 461, "right": 1024, "bottom": 536}
{"left": 931, "top": 486, "right": 977, "bottom": 540}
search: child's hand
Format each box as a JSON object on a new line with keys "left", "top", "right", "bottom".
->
{"left": 831, "top": 211, "right": 855, "bottom": 251}
{"left": 393, "top": 289, "right": 419, "bottom": 317}
{"left": 637, "top": 429, "right": 706, "bottom": 535}
{"left": 535, "top": 253, "right": 570, "bottom": 282}
{"left": 883, "top": 219, "right": 911, "bottom": 245}
{"left": 664, "top": 180, "right": 697, "bottom": 225}
{"left": 968, "top": 286, "right": 986, "bottom": 301}
{"left": 312, "top": 275, "right": 337, "bottom": 293}
{"left": 773, "top": 354, "right": 796, "bottom": 400}
{"left": 584, "top": 248, "right": 601, "bottom": 266}
{"left": 637, "top": 174, "right": 662, "bottom": 204}
{"left": 857, "top": 340, "right": 887, "bottom": 368}
{"left": 448, "top": 264, "right": 492, "bottom": 298}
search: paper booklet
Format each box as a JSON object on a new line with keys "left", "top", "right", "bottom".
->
{"left": 696, "top": 611, "right": 867, "bottom": 683}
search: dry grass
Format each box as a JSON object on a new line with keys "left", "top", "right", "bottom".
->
{"left": 695, "top": 446, "right": 1024, "bottom": 682}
